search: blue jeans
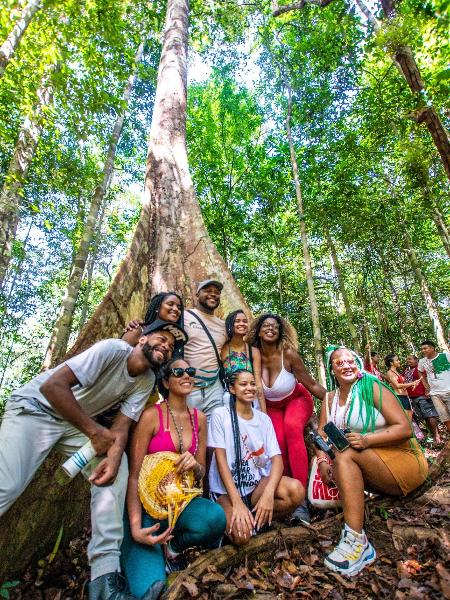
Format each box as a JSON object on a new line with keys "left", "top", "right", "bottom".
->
{"left": 121, "top": 497, "right": 226, "bottom": 597}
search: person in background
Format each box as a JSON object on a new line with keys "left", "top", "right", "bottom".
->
{"left": 404, "top": 355, "right": 441, "bottom": 444}
{"left": 384, "top": 354, "right": 418, "bottom": 417}
{"left": 208, "top": 369, "right": 302, "bottom": 546}
{"left": 317, "top": 346, "right": 427, "bottom": 577}
{"left": 364, "top": 347, "right": 383, "bottom": 381}
{"left": 246, "top": 313, "right": 326, "bottom": 524}
{"left": 419, "top": 340, "right": 450, "bottom": 435}
{"left": 122, "top": 358, "right": 226, "bottom": 598}
{"left": 183, "top": 280, "right": 227, "bottom": 418}
{"left": 221, "top": 309, "right": 267, "bottom": 413}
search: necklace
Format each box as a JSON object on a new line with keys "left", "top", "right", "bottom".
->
{"left": 332, "top": 387, "right": 352, "bottom": 429}
{"left": 165, "top": 400, "right": 198, "bottom": 455}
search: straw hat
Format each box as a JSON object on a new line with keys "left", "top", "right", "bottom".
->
{"left": 138, "top": 451, "right": 202, "bottom": 527}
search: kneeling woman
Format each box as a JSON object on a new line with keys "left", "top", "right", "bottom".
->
{"left": 318, "top": 346, "right": 428, "bottom": 577}
{"left": 122, "top": 359, "right": 226, "bottom": 598}
{"left": 208, "top": 369, "right": 303, "bottom": 546}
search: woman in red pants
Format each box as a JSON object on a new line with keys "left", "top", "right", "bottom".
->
{"left": 247, "top": 314, "right": 326, "bottom": 523}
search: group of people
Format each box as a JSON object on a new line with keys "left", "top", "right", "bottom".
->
{"left": 365, "top": 343, "right": 450, "bottom": 444}
{"left": 0, "top": 277, "right": 445, "bottom": 599}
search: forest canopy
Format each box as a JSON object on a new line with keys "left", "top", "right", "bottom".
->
{"left": 0, "top": 0, "right": 449, "bottom": 404}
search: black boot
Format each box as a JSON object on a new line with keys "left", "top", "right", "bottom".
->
{"left": 141, "top": 580, "right": 165, "bottom": 600}
{"left": 89, "top": 572, "right": 136, "bottom": 600}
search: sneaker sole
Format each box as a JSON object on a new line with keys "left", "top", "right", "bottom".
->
{"left": 325, "top": 545, "right": 377, "bottom": 577}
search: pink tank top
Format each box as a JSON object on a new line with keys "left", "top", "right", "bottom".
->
{"left": 148, "top": 403, "right": 199, "bottom": 455}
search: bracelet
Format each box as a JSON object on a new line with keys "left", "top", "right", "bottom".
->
{"left": 316, "top": 456, "right": 329, "bottom": 466}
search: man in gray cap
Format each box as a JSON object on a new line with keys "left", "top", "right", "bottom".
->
{"left": 0, "top": 319, "right": 187, "bottom": 600}
{"left": 184, "top": 279, "right": 227, "bottom": 418}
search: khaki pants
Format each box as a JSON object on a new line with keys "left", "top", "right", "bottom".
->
{"left": 187, "top": 379, "right": 224, "bottom": 419}
{"left": 0, "top": 397, "right": 128, "bottom": 580}
{"left": 430, "top": 391, "right": 450, "bottom": 422}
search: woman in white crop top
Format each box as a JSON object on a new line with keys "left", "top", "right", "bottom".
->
{"left": 316, "top": 345, "right": 428, "bottom": 578}
{"left": 246, "top": 314, "right": 326, "bottom": 518}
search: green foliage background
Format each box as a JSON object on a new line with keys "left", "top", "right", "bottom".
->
{"left": 0, "top": 0, "right": 448, "bottom": 405}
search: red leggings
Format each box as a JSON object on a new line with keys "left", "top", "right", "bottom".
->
{"left": 266, "top": 383, "right": 313, "bottom": 488}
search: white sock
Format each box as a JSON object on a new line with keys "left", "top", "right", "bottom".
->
{"left": 344, "top": 523, "right": 366, "bottom": 542}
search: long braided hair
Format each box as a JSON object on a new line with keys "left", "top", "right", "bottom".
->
{"left": 144, "top": 292, "right": 184, "bottom": 327}
{"left": 228, "top": 369, "right": 253, "bottom": 507}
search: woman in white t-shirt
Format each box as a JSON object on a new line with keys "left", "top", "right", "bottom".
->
{"left": 208, "top": 369, "right": 303, "bottom": 546}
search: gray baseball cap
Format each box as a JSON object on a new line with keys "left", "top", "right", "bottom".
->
{"left": 196, "top": 279, "right": 223, "bottom": 293}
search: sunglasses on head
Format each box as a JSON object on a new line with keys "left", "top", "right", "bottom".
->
{"left": 169, "top": 367, "right": 196, "bottom": 378}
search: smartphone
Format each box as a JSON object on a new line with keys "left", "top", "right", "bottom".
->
{"left": 323, "top": 422, "right": 350, "bottom": 452}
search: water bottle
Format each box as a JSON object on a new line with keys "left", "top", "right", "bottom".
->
{"left": 56, "top": 441, "right": 97, "bottom": 485}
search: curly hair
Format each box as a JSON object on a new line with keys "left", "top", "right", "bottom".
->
{"left": 246, "top": 313, "right": 298, "bottom": 350}
{"left": 157, "top": 357, "right": 191, "bottom": 399}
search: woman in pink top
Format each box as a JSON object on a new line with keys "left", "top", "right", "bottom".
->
{"left": 247, "top": 314, "right": 327, "bottom": 522}
{"left": 122, "top": 358, "right": 226, "bottom": 598}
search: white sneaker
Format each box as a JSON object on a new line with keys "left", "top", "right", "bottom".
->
{"left": 324, "top": 525, "right": 376, "bottom": 577}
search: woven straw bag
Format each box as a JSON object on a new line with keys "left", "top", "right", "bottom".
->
{"left": 138, "top": 451, "right": 202, "bottom": 528}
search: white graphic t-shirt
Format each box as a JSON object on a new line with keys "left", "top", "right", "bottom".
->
{"left": 208, "top": 406, "right": 281, "bottom": 497}
{"left": 418, "top": 352, "right": 450, "bottom": 395}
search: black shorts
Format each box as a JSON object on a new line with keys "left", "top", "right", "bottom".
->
{"left": 398, "top": 395, "right": 412, "bottom": 411}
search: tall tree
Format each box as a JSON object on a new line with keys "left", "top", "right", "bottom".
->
{"left": 0, "top": 59, "right": 58, "bottom": 289}
{"left": 0, "top": 0, "right": 42, "bottom": 77}
{"left": 43, "top": 38, "right": 146, "bottom": 369}
{"left": 0, "top": 0, "right": 249, "bottom": 577}
{"left": 272, "top": 0, "right": 450, "bottom": 182}
{"left": 286, "top": 84, "right": 326, "bottom": 384}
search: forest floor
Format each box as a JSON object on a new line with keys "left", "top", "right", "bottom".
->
{"left": 5, "top": 434, "right": 450, "bottom": 600}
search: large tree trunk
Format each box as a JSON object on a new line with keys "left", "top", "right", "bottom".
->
{"left": 286, "top": 85, "right": 326, "bottom": 385}
{"left": 324, "top": 227, "right": 360, "bottom": 352}
{"left": 0, "top": 0, "right": 248, "bottom": 580}
{"left": 0, "top": 0, "right": 42, "bottom": 77}
{"left": 42, "top": 40, "right": 146, "bottom": 369}
{"left": 403, "top": 229, "right": 449, "bottom": 351}
{"left": 0, "top": 61, "right": 57, "bottom": 290}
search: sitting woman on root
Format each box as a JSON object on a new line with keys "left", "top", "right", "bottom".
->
{"left": 208, "top": 369, "right": 303, "bottom": 546}
{"left": 246, "top": 313, "right": 326, "bottom": 523}
{"left": 221, "top": 310, "right": 266, "bottom": 413}
{"left": 318, "top": 346, "right": 428, "bottom": 577}
{"left": 121, "top": 358, "right": 226, "bottom": 599}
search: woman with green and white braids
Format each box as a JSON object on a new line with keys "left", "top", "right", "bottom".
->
{"left": 317, "top": 346, "right": 428, "bottom": 577}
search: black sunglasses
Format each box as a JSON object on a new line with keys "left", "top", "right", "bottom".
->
{"left": 169, "top": 367, "right": 196, "bottom": 378}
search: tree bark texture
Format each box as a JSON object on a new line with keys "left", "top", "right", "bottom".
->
{"left": 325, "top": 227, "right": 360, "bottom": 352}
{"left": 403, "top": 229, "right": 449, "bottom": 351}
{"left": 286, "top": 85, "right": 326, "bottom": 385}
{"left": 43, "top": 40, "right": 146, "bottom": 369}
{"left": 276, "top": 0, "right": 450, "bottom": 183}
{"left": 0, "top": 61, "right": 57, "bottom": 290}
{"left": 67, "top": 0, "right": 248, "bottom": 358}
{"left": 0, "top": 0, "right": 42, "bottom": 77}
{"left": 0, "top": 0, "right": 249, "bottom": 579}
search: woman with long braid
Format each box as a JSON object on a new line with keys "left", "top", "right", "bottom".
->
{"left": 318, "top": 346, "right": 428, "bottom": 577}
{"left": 208, "top": 369, "right": 302, "bottom": 546}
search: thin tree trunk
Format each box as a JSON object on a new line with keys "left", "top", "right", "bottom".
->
{"left": 285, "top": 85, "right": 326, "bottom": 385}
{"left": 0, "top": 0, "right": 42, "bottom": 77}
{"left": 421, "top": 192, "right": 450, "bottom": 260}
{"left": 0, "top": 61, "right": 57, "bottom": 289}
{"left": 403, "top": 229, "right": 449, "bottom": 351}
{"left": 275, "top": 0, "right": 450, "bottom": 182}
{"left": 42, "top": 40, "right": 146, "bottom": 369}
{"left": 325, "top": 228, "right": 360, "bottom": 352}
{"left": 67, "top": 0, "right": 248, "bottom": 358}
{"left": 78, "top": 201, "right": 107, "bottom": 331}
{"left": 356, "top": 0, "right": 450, "bottom": 182}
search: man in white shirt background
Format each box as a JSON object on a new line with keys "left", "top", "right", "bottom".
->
{"left": 418, "top": 339, "right": 450, "bottom": 435}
